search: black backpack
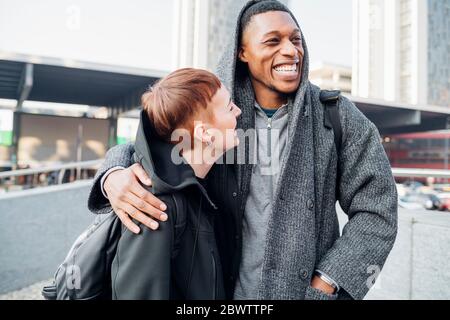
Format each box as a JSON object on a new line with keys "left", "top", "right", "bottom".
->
{"left": 42, "top": 193, "right": 187, "bottom": 300}
{"left": 320, "top": 89, "right": 342, "bottom": 200}
{"left": 41, "top": 212, "right": 122, "bottom": 300}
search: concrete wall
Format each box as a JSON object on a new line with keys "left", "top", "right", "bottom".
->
{"left": 0, "top": 114, "right": 110, "bottom": 169}
{"left": 18, "top": 114, "right": 109, "bottom": 166}
{"left": 364, "top": 208, "right": 450, "bottom": 300}
{"left": 0, "top": 181, "right": 94, "bottom": 294}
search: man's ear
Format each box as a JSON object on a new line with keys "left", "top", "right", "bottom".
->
{"left": 238, "top": 47, "right": 248, "bottom": 63}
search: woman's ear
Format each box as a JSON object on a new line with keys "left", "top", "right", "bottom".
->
{"left": 193, "top": 122, "right": 213, "bottom": 145}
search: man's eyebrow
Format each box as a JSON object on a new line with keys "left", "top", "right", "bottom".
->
{"left": 291, "top": 28, "right": 301, "bottom": 36}
{"left": 262, "top": 28, "right": 301, "bottom": 37}
{"left": 262, "top": 30, "right": 280, "bottom": 37}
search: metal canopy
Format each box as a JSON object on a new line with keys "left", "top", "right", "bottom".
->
{"left": 1, "top": 53, "right": 449, "bottom": 135}
{"left": 0, "top": 53, "right": 167, "bottom": 110}
{"left": 346, "top": 95, "right": 450, "bottom": 135}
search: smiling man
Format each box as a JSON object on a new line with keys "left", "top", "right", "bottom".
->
{"left": 87, "top": 0, "right": 398, "bottom": 300}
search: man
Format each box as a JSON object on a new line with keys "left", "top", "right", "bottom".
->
{"left": 88, "top": 0, "right": 398, "bottom": 300}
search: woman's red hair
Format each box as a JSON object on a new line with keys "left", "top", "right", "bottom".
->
{"left": 141, "top": 68, "right": 222, "bottom": 142}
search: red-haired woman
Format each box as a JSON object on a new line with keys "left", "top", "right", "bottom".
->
{"left": 111, "top": 68, "right": 241, "bottom": 300}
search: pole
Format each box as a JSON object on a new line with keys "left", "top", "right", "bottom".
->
{"left": 76, "top": 123, "right": 83, "bottom": 181}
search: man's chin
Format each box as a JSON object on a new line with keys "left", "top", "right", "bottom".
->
{"left": 273, "top": 82, "right": 301, "bottom": 95}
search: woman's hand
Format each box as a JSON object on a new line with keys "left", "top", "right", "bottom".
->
{"left": 104, "top": 163, "right": 168, "bottom": 234}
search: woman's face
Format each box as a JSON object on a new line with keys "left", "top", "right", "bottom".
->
{"left": 206, "top": 85, "right": 242, "bottom": 152}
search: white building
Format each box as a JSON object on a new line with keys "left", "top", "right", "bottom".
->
{"left": 173, "top": 0, "right": 290, "bottom": 70}
{"left": 309, "top": 62, "right": 352, "bottom": 94}
{"left": 352, "top": 0, "right": 449, "bottom": 107}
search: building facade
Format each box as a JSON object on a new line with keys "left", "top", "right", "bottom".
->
{"left": 173, "top": 0, "right": 290, "bottom": 70}
{"left": 352, "top": 0, "right": 449, "bottom": 107}
{"left": 309, "top": 62, "right": 352, "bottom": 94}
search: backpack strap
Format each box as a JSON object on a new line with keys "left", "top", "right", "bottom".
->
{"left": 320, "top": 90, "right": 342, "bottom": 200}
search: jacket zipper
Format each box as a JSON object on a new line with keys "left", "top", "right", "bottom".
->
{"left": 264, "top": 107, "right": 282, "bottom": 159}
{"left": 211, "top": 251, "right": 217, "bottom": 299}
{"left": 267, "top": 118, "right": 272, "bottom": 158}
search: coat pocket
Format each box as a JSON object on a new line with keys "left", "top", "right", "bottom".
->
{"left": 304, "top": 285, "right": 338, "bottom": 301}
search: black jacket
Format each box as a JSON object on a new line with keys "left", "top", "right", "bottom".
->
{"left": 111, "top": 111, "right": 228, "bottom": 300}
{"left": 205, "top": 163, "right": 241, "bottom": 299}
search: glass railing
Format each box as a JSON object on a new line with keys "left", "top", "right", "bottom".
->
{"left": 0, "top": 160, "right": 103, "bottom": 194}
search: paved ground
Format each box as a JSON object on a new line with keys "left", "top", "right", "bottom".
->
{"left": 0, "top": 182, "right": 94, "bottom": 295}
{"left": 1, "top": 202, "right": 449, "bottom": 300}
{"left": 0, "top": 279, "right": 51, "bottom": 300}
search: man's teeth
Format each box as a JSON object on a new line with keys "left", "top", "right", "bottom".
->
{"left": 274, "top": 64, "right": 297, "bottom": 72}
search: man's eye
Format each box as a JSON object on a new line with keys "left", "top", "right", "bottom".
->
{"left": 265, "top": 38, "right": 279, "bottom": 44}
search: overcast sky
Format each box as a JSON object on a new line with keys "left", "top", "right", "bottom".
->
{"left": 289, "top": 0, "right": 353, "bottom": 67}
{"left": 0, "top": 0, "right": 353, "bottom": 71}
{"left": 0, "top": 0, "right": 175, "bottom": 70}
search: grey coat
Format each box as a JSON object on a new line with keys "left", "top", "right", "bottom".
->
{"left": 88, "top": 0, "right": 398, "bottom": 300}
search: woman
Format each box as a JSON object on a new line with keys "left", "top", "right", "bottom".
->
{"left": 111, "top": 68, "right": 242, "bottom": 300}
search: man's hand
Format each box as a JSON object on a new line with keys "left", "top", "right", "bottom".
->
{"left": 311, "top": 275, "right": 336, "bottom": 295}
{"left": 104, "top": 163, "right": 168, "bottom": 234}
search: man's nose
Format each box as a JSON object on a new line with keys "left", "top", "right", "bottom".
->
{"left": 280, "top": 39, "right": 298, "bottom": 57}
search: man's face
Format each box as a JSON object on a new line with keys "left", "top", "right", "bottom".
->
{"left": 239, "top": 11, "right": 304, "bottom": 95}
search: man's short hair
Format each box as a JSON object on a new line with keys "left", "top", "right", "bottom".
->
{"left": 239, "top": 0, "right": 295, "bottom": 41}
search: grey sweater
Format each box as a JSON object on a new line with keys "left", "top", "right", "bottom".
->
{"left": 234, "top": 101, "right": 289, "bottom": 300}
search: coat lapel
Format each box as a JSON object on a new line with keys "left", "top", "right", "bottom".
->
{"left": 258, "top": 86, "right": 318, "bottom": 299}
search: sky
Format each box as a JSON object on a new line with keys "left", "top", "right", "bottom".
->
{"left": 0, "top": 0, "right": 353, "bottom": 71}
{"left": 0, "top": 0, "right": 175, "bottom": 71}
{"left": 289, "top": 0, "right": 353, "bottom": 67}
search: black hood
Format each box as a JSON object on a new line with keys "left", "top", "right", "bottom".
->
{"left": 133, "top": 110, "right": 216, "bottom": 208}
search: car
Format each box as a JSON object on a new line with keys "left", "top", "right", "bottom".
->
{"left": 431, "top": 184, "right": 450, "bottom": 193}
{"left": 398, "top": 196, "right": 424, "bottom": 210}
{"left": 400, "top": 193, "right": 442, "bottom": 210}
{"left": 403, "top": 181, "right": 424, "bottom": 191}
{"left": 436, "top": 193, "right": 450, "bottom": 211}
